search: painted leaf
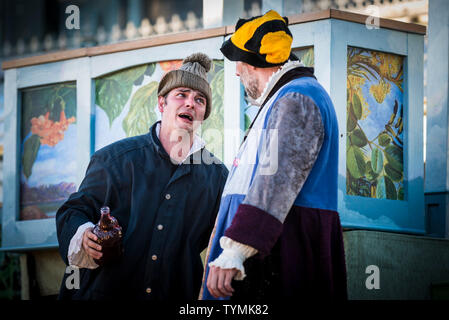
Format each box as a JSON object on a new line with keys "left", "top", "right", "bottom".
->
{"left": 49, "top": 96, "right": 65, "bottom": 122}
{"left": 371, "top": 147, "right": 383, "bottom": 174}
{"left": 384, "top": 144, "right": 403, "bottom": 172}
{"left": 96, "top": 65, "right": 147, "bottom": 127}
{"left": 347, "top": 146, "right": 366, "bottom": 179}
{"left": 122, "top": 81, "right": 159, "bottom": 137}
{"left": 144, "top": 63, "right": 156, "bottom": 77}
{"left": 96, "top": 78, "right": 133, "bottom": 127}
{"left": 22, "top": 134, "right": 41, "bottom": 179}
{"left": 398, "top": 187, "right": 404, "bottom": 200}
{"left": 202, "top": 67, "right": 224, "bottom": 159}
{"left": 347, "top": 106, "right": 357, "bottom": 132}
{"left": 61, "top": 86, "right": 77, "bottom": 120}
{"left": 365, "top": 161, "right": 379, "bottom": 182}
{"left": 384, "top": 162, "right": 402, "bottom": 182}
{"left": 134, "top": 74, "right": 144, "bottom": 86}
{"left": 378, "top": 133, "right": 391, "bottom": 147}
{"left": 114, "top": 64, "right": 147, "bottom": 83}
{"left": 350, "top": 128, "right": 368, "bottom": 147}
{"left": 245, "top": 114, "right": 252, "bottom": 131}
{"left": 376, "top": 175, "right": 397, "bottom": 200}
{"left": 352, "top": 93, "right": 362, "bottom": 120}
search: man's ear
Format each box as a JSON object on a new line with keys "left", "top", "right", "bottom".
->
{"left": 248, "top": 64, "right": 257, "bottom": 71}
{"left": 157, "top": 96, "right": 165, "bottom": 113}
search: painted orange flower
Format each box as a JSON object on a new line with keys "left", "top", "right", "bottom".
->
{"left": 159, "top": 60, "right": 183, "bottom": 75}
{"left": 30, "top": 110, "right": 75, "bottom": 147}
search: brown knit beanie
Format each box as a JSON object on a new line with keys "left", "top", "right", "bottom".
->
{"left": 157, "top": 53, "right": 213, "bottom": 120}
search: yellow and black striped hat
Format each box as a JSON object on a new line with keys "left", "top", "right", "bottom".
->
{"left": 221, "top": 10, "right": 298, "bottom": 68}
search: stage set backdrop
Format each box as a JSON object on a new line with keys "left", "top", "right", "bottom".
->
{"left": 1, "top": 10, "right": 426, "bottom": 250}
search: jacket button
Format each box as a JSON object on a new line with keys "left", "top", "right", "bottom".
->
{"left": 146, "top": 288, "right": 152, "bottom": 294}
{"left": 152, "top": 255, "right": 158, "bottom": 261}
{"left": 157, "top": 224, "right": 163, "bottom": 230}
{"left": 165, "top": 194, "right": 171, "bottom": 200}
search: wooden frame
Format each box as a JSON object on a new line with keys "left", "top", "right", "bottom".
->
{"left": 2, "top": 57, "right": 92, "bottom": 250}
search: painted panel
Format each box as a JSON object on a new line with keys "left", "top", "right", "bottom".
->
{"left": 329, "top": 19, "right": 425, "bottom": 234}
{"left": 94, "top": 59, "right": 225, "bottom": 159}
{"left": 346, "top": 47, "right": 404, "bottom": 201}
{"left": 19, "top": 83, "right": 77, "bottom": 221}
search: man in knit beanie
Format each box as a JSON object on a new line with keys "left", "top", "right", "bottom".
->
{"left": 56, "top": 53, "right": 228, "bottom": 300}
{"left": 157, "top": 53, "right": 213, "bottom": 163}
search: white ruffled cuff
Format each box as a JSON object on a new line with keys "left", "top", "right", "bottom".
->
{"left": 68, "top": 222, "right": 99, "bottom": 269}
{"left": 208, "top": 236, "right": 258, "bottom": 280}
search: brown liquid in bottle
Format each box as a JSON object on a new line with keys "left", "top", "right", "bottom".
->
{"left": 92, "top": 206, "right": 123, "bottom": 266}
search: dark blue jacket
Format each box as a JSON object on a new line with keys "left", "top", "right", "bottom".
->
{"left": 56, "top": 122, "right": 228, "bottom": 300}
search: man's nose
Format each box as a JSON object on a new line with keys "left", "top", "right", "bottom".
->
{"left": 185, "top": 94, "right": 195, "bottom": 108}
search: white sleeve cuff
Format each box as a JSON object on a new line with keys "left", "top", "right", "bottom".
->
{"left": 208, "top": 236, "right": 258, "bottom": 280}
{"left": 68, "top": 222, "right": 99, "bottom": 269}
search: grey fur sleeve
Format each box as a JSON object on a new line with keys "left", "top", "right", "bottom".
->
{"left": 242, "top": 92, "right": 325, "bottom": 223}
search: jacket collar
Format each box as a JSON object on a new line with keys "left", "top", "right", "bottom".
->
{"left": 149, "top": 121, "right": 206, "bottom": 164}
{"left": 252, "top": 60, "right": 304, "bottom": 106}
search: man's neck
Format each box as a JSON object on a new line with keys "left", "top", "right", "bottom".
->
{"left": 159, "top": 124, "right": 194, "bottom": 163}
{"left": 256, "top": 66, "right": 281, "bottom": 99}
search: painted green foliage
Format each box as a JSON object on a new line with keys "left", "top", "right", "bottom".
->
{"left": 95, "top": 60, "right": 225, "bottom": 160}
{"left": 95, "top": 63, "right": 156, "bottom": 130}
{"left": 346, "top": 47, "right": 404, "bottom": 200}
{"left": 294, "top": 46, "right": 314, "bottom": 68}
{"left": 201, "top": 60, "right": 224, "bottom": 159}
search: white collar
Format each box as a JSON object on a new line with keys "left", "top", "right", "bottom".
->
{"left": 252, "top": 60, "right": 305, "bottom": 106}
{"left": 155, "top": 122, "right": 206, "bottom": 164}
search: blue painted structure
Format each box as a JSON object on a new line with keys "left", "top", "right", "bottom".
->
{"left": 424, "top": 0, "right": 449, "bottom": 238}
{"left": 1, "top": 11, "right": 427, "bottom": 251}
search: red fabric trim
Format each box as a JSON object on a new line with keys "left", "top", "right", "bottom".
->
{"left": 224, "top": 204, "right": 283, "bottom": 257}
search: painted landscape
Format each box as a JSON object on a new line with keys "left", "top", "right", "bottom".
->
{"left": 20, "top": 83, "right": 78, "bottom": 220}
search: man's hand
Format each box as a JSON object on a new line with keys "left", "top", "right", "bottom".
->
{"left": 82, "top": 227, "right": 103, "bottom": 260}
{"left": 206, "top": 265, "right": 239, "bottom": 298}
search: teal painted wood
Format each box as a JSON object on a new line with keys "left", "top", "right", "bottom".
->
{"left": 328, "top": 19, "right": 425, "bottom": 234}
{"left": 290, "top": 20, "right": 331, "bottom": 92}
{"left": 224, "top": 51, "right": 244, "bottom": 169}
{"left": 425, "top": 0, "right": 449, "bottom": 194}
{"left": 76, "top": 58, "right": 94, "bottom": 187}
{"left": 3, "top": 69, "right": 19, "bottom": 247}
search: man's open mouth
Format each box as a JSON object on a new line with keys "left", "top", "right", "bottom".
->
{"left": 178, "top": 113, "right": 193, "bottom": 122}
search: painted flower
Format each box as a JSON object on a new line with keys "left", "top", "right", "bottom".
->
{"left": 30, "top": 110, "right": 75, "bottom": 147}
{"left": 159, "top": 60, "right": 183, "bottom": 75}
{"left": 370, "top": 79, "right": 391, "bottom": 104}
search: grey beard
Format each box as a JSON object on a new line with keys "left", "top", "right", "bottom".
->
{"left": 244, "top": 80, "right": 260, "bottom": 100}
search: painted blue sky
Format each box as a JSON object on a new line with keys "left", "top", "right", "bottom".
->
{"left": 359, "top": 79, "right": 403, "bottom": 143}
{"left": 21, "top": 124, "right": 78, "bottom": 188}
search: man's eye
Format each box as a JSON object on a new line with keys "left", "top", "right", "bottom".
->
{"left": 196, "top": 98, "right": 205, "bottom": 105}
{"left": 177, "top": 93, "right": 185, "bottom": 97}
